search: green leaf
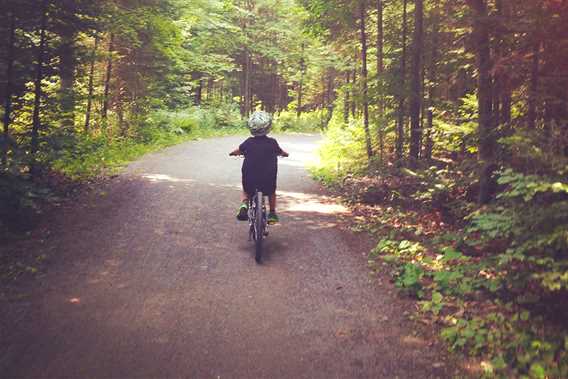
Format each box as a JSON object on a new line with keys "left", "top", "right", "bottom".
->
{"left": 520, "top": 310, "right": 530, "bottom": 321}
{"left": 529, "top": 363, "right": 546, "bottom": 379}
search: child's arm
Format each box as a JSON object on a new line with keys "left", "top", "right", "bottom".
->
{"left": 274, "top": 139, "right": 288, "bottom": 157}
{"left": 229, "top": 148, "right": 242, "bottom": 156}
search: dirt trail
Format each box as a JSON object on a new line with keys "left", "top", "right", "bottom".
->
{"left": 0, "top": 135, "right": 458, "bottom": 378}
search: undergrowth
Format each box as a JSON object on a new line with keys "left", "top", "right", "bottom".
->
{"left": 1, "top": 105, "right": 246, "bottom": 234}
{"left": 312, "top": 120, "right": 568, "bottom": 378}
{"left": 273, "top": 110, "right": 330, "bottom": 133}
{"left": 53, "top": 106, "right": 246, "bottom": 179}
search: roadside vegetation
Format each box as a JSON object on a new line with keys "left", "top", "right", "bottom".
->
{"left": 313, "top": 129, "right": 568, "bottom": 377}
{"left": 1, "top": 104, "right": 245, "bottom": 233}
{"left": 305, "top": 0, "right": 568, "bottom": 375}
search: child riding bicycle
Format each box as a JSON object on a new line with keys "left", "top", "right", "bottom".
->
{"left": 229, "top": 111, "right": 289, "bottom": 224}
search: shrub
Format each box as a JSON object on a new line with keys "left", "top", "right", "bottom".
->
{"left": 467, "top": 169, "right": 568, "bottom": 297}
{"left": 273, "top": 110, "right": 324, "bottom": 132}
{"left": 311, "top": 116, "right": 369, "bottom": 185}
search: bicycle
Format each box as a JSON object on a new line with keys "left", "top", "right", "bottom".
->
{"left": 248, "top": 189, "right": 269, "bottom": 264}
{"left": 230, "top": 153, "right": 288, "bottom": 264}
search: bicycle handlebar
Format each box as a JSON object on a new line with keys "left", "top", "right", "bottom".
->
{"left": 229, "top": 153, "right": 289, "bottom": 157}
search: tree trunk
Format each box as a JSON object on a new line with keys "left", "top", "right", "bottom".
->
{"left": 323, "top": 70, "right": 336, "bottom": 129}
{"left": 359, "top": 0, "right": 373, "bottom": 158}
{"left": 297, "top": 71, "right": 304, "bottom": 117}
{"left": 117, "top": 95, "right": 125, "bottom": 136}
{"left": 275, "top": 75, "right": 283, "bottom": 113}
{"left": 494, "top": 0, "right": 512, "bottom": 132}
{"left": 31, "top": 0, "right": 49, "bottom": 174}
{"left": 351, "top": 64, "right": 357, "bottom": 117}
{"left": 297, "top": 43, "right": 306, "bottom": 118}
{"left": 376, "top": 0, "right": 384, "bottom": 161}
{"left": 269, "top": 68, "right": 277, "bottom": 113}
{"left": 344, "top": 71, "right": 350, "bottom": 125}
{"left": 2, "top": 11, "right": 16, "bottom": 166}
{"left": 116, "top": 76, "right": 127, "bottom": 137}
{"left": 396, "top": 0, "right": 408, "bottom": 161}
{"left": 423, "top": 6, "right": 440, "bottom": 161}
{"left": 206, "top": 77, "right": 213, "bottom": 102}
{"left": 59, "top": 29, "right": 76, "bottom": 131}
{"left": 409, "top": 0, "right": 424, "bottom": 160}
{"left": 102, "top": 34, "right": 114, "bottom": 121}
{"left": 528, "top": 40, "right": 540, "bottom": 129}
{"left": 424, "top": 109, "right": 434, "bottom": 160}
{"left": 501, "top": 81, "right": 512, "bottom": 130}
{"left": 85, "top": 35, "right": 99, "bottom": 132}
{"left": 470, "top": 0, "right": 496, "bottom": 204}
{"left": 195, "top": 74, "right": 203, "bottom": 105}
{"left": 244, "top": 50, "right": 252, "bottom": 116}
{"left": 542, "top": 39, "right": 556, "bottom": 144}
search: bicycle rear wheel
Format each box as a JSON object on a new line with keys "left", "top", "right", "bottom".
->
{"left": 254, "top": 191, "right": 264, "bottom": 264}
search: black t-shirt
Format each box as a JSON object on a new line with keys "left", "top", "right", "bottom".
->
{"left": 239, "top": 136, "right": 283, "bottom": 195}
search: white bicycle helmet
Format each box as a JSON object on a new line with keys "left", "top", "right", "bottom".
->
{"left": 248, "top": 111, "right": 272, "bottom": 136}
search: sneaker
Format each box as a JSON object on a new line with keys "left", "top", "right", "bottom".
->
{"left": 237, "top": 203, "right": 248, "bottom": 221}
{"left": 267, "top": 212, "right": 279, "bottom": 224}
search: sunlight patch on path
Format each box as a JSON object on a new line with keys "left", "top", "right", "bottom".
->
{"left": 279, "top": 190, "right": 348, "bottom": 215}
{"left": 141, "top": 174, "right": 195, "bottom": 183}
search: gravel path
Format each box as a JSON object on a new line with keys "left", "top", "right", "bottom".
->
{"left": 0, "top": 134, "right": 458, "bottom": 378}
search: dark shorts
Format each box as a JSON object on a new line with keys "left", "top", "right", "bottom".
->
{"left": 242, "top": 168, "right": 277, "bottom": 196}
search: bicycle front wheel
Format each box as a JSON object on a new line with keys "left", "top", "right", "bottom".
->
{"left": 254, "top": 191, "right": 264, "bottom": 264}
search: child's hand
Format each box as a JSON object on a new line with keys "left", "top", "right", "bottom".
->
{"left": 280, "top": 151, "right": 289, "bottom": 158}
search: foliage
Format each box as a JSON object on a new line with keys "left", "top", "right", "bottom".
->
{"left": 441, "top": 311, "right": 568, "bottom": 378}
{"left": 310, "top": 114, "right": 371, "bottom": 185}
{"left": 272, "top": 110, "right": 323, "bottom": 133}
{"left": 466, "top": 170, "right": 568, "bottom": 295}
{"left": 53, "top": 105, "right": 246, "bottom": 179}
{"left": 347, "top": 166, "right": 568, "bottom": 377}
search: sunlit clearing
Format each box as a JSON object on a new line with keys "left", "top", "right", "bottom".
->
{"left": 279, "top": 190, "right": 348, "bottom": 215}
{"left": 69, "top": 298, "right": 81, "bottom": 304}
{"left": 142, "top": 174, "right": 194, "bottom": 183}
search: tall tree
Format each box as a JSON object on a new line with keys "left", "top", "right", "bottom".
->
{"left": 376, "top": 0, "right": 384, "bottom": 161}
{"left": 31, "top": 0, "right": 50, "bottom": 173}
{"left": 102, "top": 34, "right": 113, "bottom": 122}
{"left": 409, "top": 0, "right": 424, "bottom": 160}
{"left": 423, "top": 4, "right": 440, "bottom": 161}
{"left": 297, "top": 43, "right": 306, "bottom": 118}
{"left": 468, "top": 0, "right": 496, "bottom": 204}
{"left": 527, "top": 40, "right": 540, "bottom": 130}
{"left": 359, "top": 0, "right": 373, "bottom": 158}
{"left": 527, "top": 0, "right": 543, "bottom": 130}
{"left": 396, "top": 0, "right": 408, "bottom": 161}
{"left": 57, "top": 16, "right": 77, "bottom": 131}
{"left": 343, "top": 71, "right": 351, "bottom": 124}
{"left": 2, "top": 10, "right": 17, "bottom": 165}
{"left": 84, "top": 35, "right": 99, "bottom": 132}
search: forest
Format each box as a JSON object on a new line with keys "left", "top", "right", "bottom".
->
{"left": 1, "top": 0, "right": 568, "bottom": 376}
